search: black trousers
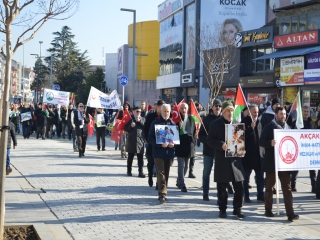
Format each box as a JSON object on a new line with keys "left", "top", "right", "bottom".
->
{"left": 147, "top": 154, "right": 154, "bottom": 177}
{"left": 96, "top": 128, "right": 105, "bottom": 149}
{"left": 77, "top": 136, "right": 87, "bottom": 154}
{"left": 217, "top": 181, "right": 243, "bottom": 212}
{"left": 291, "top": 170, "right": 317, "bottom": 189}
{"left": 316, "top": 170, "right": 320, "bottom": 198}
{"left": 189, "top": 157, "right": 195, "bottom": 173}
{"left": 127, "top": 153, "right": 144, "bottom": 173}
{"left": 36, "top": 126, "right": 46, "bottom": 138}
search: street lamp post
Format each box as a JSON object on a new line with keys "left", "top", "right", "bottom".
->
{"left": 39, "top": 41, "right": 43, "bottom": 102}
{"left": 120, "top": 8, "right": 136, "bottom": 107}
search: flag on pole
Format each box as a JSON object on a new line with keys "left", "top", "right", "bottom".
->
{"left": 233, "top": 84, "right": 248, "bottom": 122}
{"left": 145, "top": 101, "right": 149, "bottom": 115}
{"left": 178, "top": 99, "right": 185, "bottom": 107}
{"left": 88, "top": 114, "right": 95, "bottom": 137}
{"left": 110, "top": 119, "right": 123, "bottom": 143}
{"left": 71, "top": 93, "right": 75, "bottom": 105}
{"left": 118, "top": 109, "right": 132, "bottom": 131}
{"left": 290, "top": 92, "right": 304, "bottom": 129}
{"left": 186, "top": 100, "right": 202, "bottom": 136}
{"left": 172, "top": 103, "right": 181, "bottom": 124}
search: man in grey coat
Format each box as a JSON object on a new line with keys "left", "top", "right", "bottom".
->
{"left": 125, "top": 106, "right": 146, "bottom": 178}
{"left": 207, "top": 101, "right": 245, "bottom": 219}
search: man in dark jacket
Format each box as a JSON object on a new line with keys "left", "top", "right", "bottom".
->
{"left": 144, "top": 100, "right": 165, "bottom": 187}
{"left": 175, "top": 102, "right": 196, "bottom": 192}
{"left": 35, "top": 103, "right": 48, "bottom": 139}
{"left": 260, "top": 98, "right": 280, "bottom": 129}
{"left": 260, "top": 107, "right": 299, "bottom": 221}
{"left": 125, "top": 106, "right": 146, "bottom": 177}
{"left": 67, "top": 103, "right": 74, "bottom": 140}
{"left": 241, "top": 104, "right": 264, "bottom": 203}
{"left": 6, "top": 120, "right": 17, "bottom": 175}
{"left": 199, "top": 99, "right": 224, "bottom": 200}
{"left": 74, "top": 103, "right": 90, "bottom": 157}
{"left": 148, "top": 104, "right": 175, "bottom": 204}
{"left": 291, "top": 106, "right": 318, "bottom": 192}
{"left": 20, "top": 102, "right": 32, "bottom": 139}
{"left": 61, "top": 105, "right": 68, "bottom": 139}
{"left": 95, "top": 108, "right": 108, "bottom": 151}
{"left": 46, "top": 105, "right": 55, "bottom": 139}
{"left": 207, "top": 101, "right": 245, "bottom": 219}
{"left": 54, "top": 104, "right": 63, "bottom": 138}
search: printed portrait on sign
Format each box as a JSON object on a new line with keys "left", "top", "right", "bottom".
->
{"left": 225, "top": 123, "right": 245, "bottom": 157}
{"left": 155, "top": 125, "right": 180, "bottom": 145}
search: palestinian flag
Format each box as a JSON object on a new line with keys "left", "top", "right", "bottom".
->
{"left": 185, "top": 100, "right": 201, "bottom": 136}
{"left": 233, "top": 84, "right": 247, "bottom": 122}
{"left": 290, "top": 92, "right": 304, "bottom": 129}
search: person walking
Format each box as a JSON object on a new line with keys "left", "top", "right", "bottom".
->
{"left": 199, "top": 99, "right": 222, "bottom": 201}
{"left": 125, "top": 106, "right": 146, "bottom": 177}
{"left": 61, "top": 105, "right": 68, "bottom": 139}
{"left": 20, "top": 102, "right": 32, "bottom": 139}
{"left": 67, "top": 103, "right": 74, "bottom": 140}
{"left": 73, "top": 103, "right": 90, "bottom": 157}
{"left": 35, "top": 103, "right": 48, "bottom": 140}
{"left": 6, "top": 118, "right": 17, "bottom": 175}
{"left": 46, "top": 105, "right": 55, "bottom": 139}
{"left": 54, "top": 104, "right": 63, "bottom": 138}
{"left": 148, "top": 104, "right": 175, "bottom": 204}
{"left": 241, "top": 104, "right": 265, "bottom": 203}
{"left": 207, "top": 101, "right": 245, "bottom": 219}
{"left": 175, "top": 102, "right": 196, "bottom": 193}
{"left": 95, "top": 108, "right": 107, "bottom": 151}
{"left": 260, "top": 107, "right": 299, "bottom": 221}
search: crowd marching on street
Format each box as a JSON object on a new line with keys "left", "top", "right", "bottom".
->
{"left": 6, "top": 93, "right": 320, "bottom": 221}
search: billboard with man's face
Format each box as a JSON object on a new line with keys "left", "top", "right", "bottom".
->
{"left": 201, "top": 0, "right": 267, "bottom": 47}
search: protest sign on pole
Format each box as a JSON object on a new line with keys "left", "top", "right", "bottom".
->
{"left": 86, "top": 86, "right": 121, "bottom": 109}
{"left": 43, "top": 88, "right": 70, "bottom": 106}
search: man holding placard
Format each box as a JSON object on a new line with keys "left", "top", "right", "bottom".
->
{"left": 95, "top": 108, "right": 107, "bottom": 151}
{"left": 260, "top": 107, "right": 299, "bottom": 221}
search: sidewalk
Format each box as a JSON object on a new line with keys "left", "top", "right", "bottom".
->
{"left": 6, "top": 134, "right": 320, "bottom": 240}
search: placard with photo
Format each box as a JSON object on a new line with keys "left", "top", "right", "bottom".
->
{"left": 155, "top": 125, "right": 180, "bottom": 145}
{"left": 225, "top": 123, "right": 245, "bottom": 157}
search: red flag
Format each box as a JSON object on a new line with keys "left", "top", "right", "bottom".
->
{"left": 111, "top": 119, "right": 123, "bottom": 143}
{"left": 118, "top": 109, "right": 132, "bottom": 131}
{"left": 177, "top": 99, "right": 185, "bottom": 107}
{"left": 70, "top": 93, "right": 75, "bottom": 104}
{"left": 88, "top": 114, "right": 95, "bottom": 137}
{"left": 172, "top": 103, "right": 181, "bottom": 124}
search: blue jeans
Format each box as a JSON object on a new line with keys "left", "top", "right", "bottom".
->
{"left": 202, "top": 155, "right": 214, "bottom": 195}
{"left": 6, "top": 148, "right": 10, "bottom": 169}
{"left": 243, "top": 168, "right": 264, "bottom": 199}
{"left": 22, "top": 124, "right": 30, "bottom": 138}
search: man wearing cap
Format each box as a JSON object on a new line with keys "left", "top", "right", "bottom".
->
{"left": 124, "top": 106, "right": 146, "bottom": 177}
{"left": 207, "top": 101, "right": 245, "bottom": 218}
{"left": 199, "top": 99, "right": 222, "bottom": 201}
{"left": 260, "top": 98, "right": 280, "bottom": 129}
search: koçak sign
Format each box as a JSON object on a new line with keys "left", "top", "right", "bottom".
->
{"left": 280, "top": 56, "right": 304, "bottom": 86}
{"left": 304, "top": 68, "right": 320, "bottom": 85}
{"left": 274, "top": 30, "right": 319, "bottom": 48}
{"left": 158, "top": 0, "right": 182, "bottom": 21}
{"left": 274, "top": 129, "right": 320, "bottom": 171}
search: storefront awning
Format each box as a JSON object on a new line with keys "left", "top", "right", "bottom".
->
{"left": 252, "top": 46, "right": 320, "bottom": 60}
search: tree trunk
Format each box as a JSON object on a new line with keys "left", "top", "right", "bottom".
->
{"left": 0, "top": 24, "right": 13, "bottom": 239}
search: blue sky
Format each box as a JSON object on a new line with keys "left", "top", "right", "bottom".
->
{"left": 11, "top": 0, "right": 164, "bottom": 69}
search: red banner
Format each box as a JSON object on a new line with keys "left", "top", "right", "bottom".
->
{"left": 274, "top": 30, "right": 318, "bottom": 48}
{"left": 247, "top": 94, "right": 265, "bottom": 104}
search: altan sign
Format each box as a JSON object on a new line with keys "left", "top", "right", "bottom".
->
{"left": 274, "top": 30, "right": 319, "bottom": 48}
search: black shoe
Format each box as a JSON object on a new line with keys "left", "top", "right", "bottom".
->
{"left": 138, "top": 172, "right": 146, "bottom": 178}
{"left": 155, "top": 183, "right": 158, "bottom": 190}
{"left": 181, "top": 186, "right": 187, "bottom": 192}
{"left": 219, "top": 211, "right": 227, "bottom": 218}
{"left": 287, "top": 214, "right": 299, "bottom": 221}
{"left": 257, "top": 197, "right": 265, "bottom": 202}
{"left": 248, "top": 184, "right": 252, "bottom": 189}
{"left": 244, "top": 197, "right": 251, "bottom": 203}
{"left": 127, "top": 172, "right": 132, "bottom": 176}
{"left": 315, "top": 195, "right": 320, "bottom": 199}
{"left": 176, "top": 182, "right": 181, "bottom": 189}
{"left": 188, "top": 172, "right": 196, "bottom": 178}
{"left": 203, "top": 194, "right": 209, "bottom": 201}
{"left": 42, "top": 137, "right": 45, "bottom": 140}
{"left": 227, "top": 186, "right": 234, "bottom": 194}
{"left": 102, "top": 148, "right": 106, "bottom": 151}
{"left": 159, "top": 196, "right": 166, "bottom": 204}
{"left": 79, "top": 153, "right": 82, "bottom": 158}
{"left": 148, "top": 177, "right": 153, "bottom": 187}
{"left": 97, "top": 148, "right": 100, "bottom": 151}
{"left": 233, "top": 209, "right": 245, "bottom": 219}
{"left": 273, "top": 188, "right": 276, "bottom": 194}
{"left": 82, "top": 153, "right": 85, "bottom": 157}
{"left": 153, "top": 173, "right": 156, "bottom": 177}
{"left": 265, "top": 210, "right": 274, "bottom": 217}
{"left": 292, "top": 187, "right": 297, "bottom": 192}
{"left": 311, "top": 188, "right": 316, "bottom": 193}
{"left": 115, "top": 148, "right": 117, "bottom": 150}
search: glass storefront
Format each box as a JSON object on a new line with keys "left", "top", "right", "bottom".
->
{"left": 302, "top": 89, "right": 320, "bottom": 120}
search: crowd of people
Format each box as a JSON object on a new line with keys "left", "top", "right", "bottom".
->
{"left": 6, "top": 97, "right": 320, "bottom": 220}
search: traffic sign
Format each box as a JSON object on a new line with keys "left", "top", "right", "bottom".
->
{"left": 53, "top": 84, "right": 60, "bottom": 91}
{"left": 119, "top": 76, "right": 128, "bottom": 87}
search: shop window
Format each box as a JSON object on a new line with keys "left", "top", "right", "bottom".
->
{"left": 307, "top": 12, "right": 320, "bottom": 30}
{"left": 299, "top": 15, "right": 307, "bottom": 32}
{"left": 291, "top": 16, "right": 298, "bottom": 33}
{"left": 252, "top": 47, "right": 274, "bottom": 72}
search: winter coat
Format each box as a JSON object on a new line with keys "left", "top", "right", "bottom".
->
{"left": 292, "top": 117, "right": 317, "bottom": 130}
{"left": 61, "top": 109, "right": 67, "bottom": 124}
{"left": 124, "top": 117, "right": 145, "bottom": 154}
{"left": 260, "top": 120, "right": 290, "bottom": 173}
{"left": 67, "top": 108, "right": 73, "bottom": 126}
{"left": 8, "top": 121, "right": 17, "bottom": 149}
{"left": 54, "top": 109, "right": 62, "bottom": 124}
{"left": 35, "top": 108, "right": 48, "bottom": 127}
{"left": 148, "top": 116, "right": 175, "bottom": 159}
{"left": 260, "top": 106, "right": 274, "bottom": 130}
{"left": 20, "top": 107, "right": 32, "bottom": 126}
{"left": 47, "top": 110, "right": 56, "bottom": 125}
{"left": 74, "top": 110, "right": 90, "bottom": 137}
{"left": 199, "top": 113, "right": 220, "bottom": 157}
{"left": 175, "top": 114, "right": 196, "bottom": 158}
{"left": 206, "top": 117, "right": 244, "bottom": 183}
{"left": 241, "top": 116, "right": 261, "bottom": 170}
{"left": 144, "top": 111, "right": 158, "bottom": 157}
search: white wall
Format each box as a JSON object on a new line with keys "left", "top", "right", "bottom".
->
{"left": 105, "top": 53, "right": 117, "bottom": 92}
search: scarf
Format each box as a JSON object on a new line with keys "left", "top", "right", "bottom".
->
{"left": 272, "top": 119, "right": 290, "bottom": 129}
{"left": 78, "top": 110, "right": 84, "bottom": 121}
{"left": 180, "top": 114, "right": 191, "bottom": 135}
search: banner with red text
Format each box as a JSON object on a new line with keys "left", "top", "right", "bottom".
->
{"left": 274, "top": 129, "right": 320, "bottom": 171}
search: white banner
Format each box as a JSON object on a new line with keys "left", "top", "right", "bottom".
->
{"left": 87, "top": 86, "right": 121, "bottom": 109}
{"left": 43, "top": 89, "right": 70, "bottom": 106}
{"left": 274, "top": 129, "right": 320, "bottom": 171}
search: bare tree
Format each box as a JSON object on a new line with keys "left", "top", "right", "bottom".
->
{"left": 192, "top": 22, "right": 239, "bottom": 105}
{"left": 0, "top": 0, "right": 79, "bottom": 237}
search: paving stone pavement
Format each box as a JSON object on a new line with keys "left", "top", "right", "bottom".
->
{"left": 7, "top": 134, "right": 320, "bottom": 240}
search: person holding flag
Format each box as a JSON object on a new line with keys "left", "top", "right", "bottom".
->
{"left": 175, "top": 102, "right": 198, "bottom": 193}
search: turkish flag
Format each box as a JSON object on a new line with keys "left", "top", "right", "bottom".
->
{"left": 110, "top": 119, "right": 123, "bottom": 143}
{"left": 71, "top": 93, "right": 75, "bottom": 104}
{"left": 172, "top": 103, "right": 181, "bottom": 124}
{"left": 88, "top": 114, "right": 95, "bottom": 137}
{"left": 118, "top": 109, "right": 132, "bottom": 131}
